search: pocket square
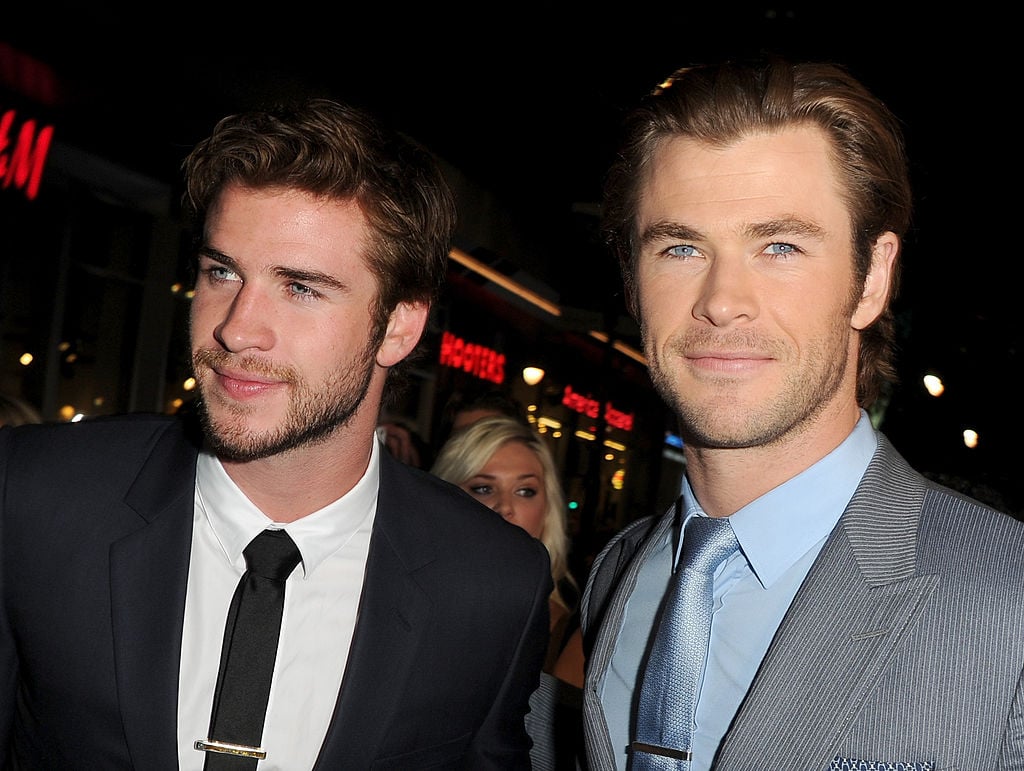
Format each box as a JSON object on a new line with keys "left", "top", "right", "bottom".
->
{"left": 831, "top": 759, "right": 933, "bottom": 771}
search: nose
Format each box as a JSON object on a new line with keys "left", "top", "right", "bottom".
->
{"left": 491, "top": 492, "right": 516, "bottom": 522}
{"left": 691, "top": 256, "right": 757, "bottom": 327}
{"left": 212, "top": 284, "right": 276, "bottom": 353}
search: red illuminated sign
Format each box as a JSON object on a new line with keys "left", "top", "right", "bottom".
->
{"left": 439, "top": 331, "right": 506, "bottom": 384}
{"left": 562, "top": 384, "right": 634, "bottom": 431}
{"left": 0, "top": 108, "right": 53, "bottom": 201}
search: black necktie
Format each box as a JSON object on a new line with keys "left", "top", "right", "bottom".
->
{"left": 197, "top": 529, "right": 301, "bottom": 769}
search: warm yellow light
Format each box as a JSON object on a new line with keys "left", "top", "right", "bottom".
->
{"left": 522, "top": 366, "right": 545, "bottom": 386}
{"left": 603, "top": 439, "right": 627, "bottom": 452}
{"left": 923, "top": 374, "right": 944, "bottom": 397}
{"left": 538, "top": 417, "right": 562, "bottom": 430}
{"left": 19, "top": 352, "right": 33, "bottom": 366}
{"left": 184, "top": 377, "right": 197, "bottom": 391}
{"left": 59, "top": 405, "right": 76, "bottom": 421}
{"left": 575, "top": 430, "right": 596, "bottom": 441}
{"left": 588, "top": 330, "right": 648, "bottom": 366}
{"left": 963, "top": 429, "right": 979, "bottom": 449}
{"left": 449, "top": 248, "right": 561, "bottom": 317}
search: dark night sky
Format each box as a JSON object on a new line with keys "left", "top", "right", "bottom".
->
{"left": 4, "top": 6, "right": 1019, "bottom": 510}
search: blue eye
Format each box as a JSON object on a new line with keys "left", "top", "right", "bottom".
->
{"left": 289, "top": 282, "right": 317, "bottom": 297}
{"left": 202, "top": 265, "right": 239, "bottom": 283}
{"left": 765, "top": 243, "right": 797, "bottom": 255}
{"left": 666, "top": 244, "right": 699, "bottom": 259}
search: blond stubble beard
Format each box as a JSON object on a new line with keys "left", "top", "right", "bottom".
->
{"left": 192, "top": 338, "right": 378, "bottom": 462}
{"left": 645, "top": 321, "right": 854, "bottom": 451}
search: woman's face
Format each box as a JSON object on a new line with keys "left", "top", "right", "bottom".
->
{"left": 461, "top": 440, "right": 548, "bottom": 538}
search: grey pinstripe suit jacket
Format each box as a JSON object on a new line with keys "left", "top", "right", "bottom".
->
{"left": 580, "top": 433, "right": 1024, "bottom": 770}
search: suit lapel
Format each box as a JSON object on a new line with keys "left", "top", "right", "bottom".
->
{"left": 583, "top": 502, "right": 678, "bottom": 769}
{"left": 109, "top": 425, "right": 197, "bottom": 770}
{"left": 314, "top": 452, "right": 438, "bottom": 768}
{"left": 715, "top": 436, "right": 939, "bottom": 768}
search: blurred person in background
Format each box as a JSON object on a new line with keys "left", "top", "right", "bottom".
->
{"left": 0, "top": 394, "right": 41, "bottom": 427}
{"left": 0, "top": 96, "right": 550, "bottom": 769}
{"left": 432, "top": 414, "right": 584, "bottom": 769}
{"left": 436, "top": 386, "right": 528, "bottom": 445}
{"left": 375, "top": 415, "right": 431, "bottom": 469}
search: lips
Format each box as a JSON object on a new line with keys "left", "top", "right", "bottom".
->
{"left": 685, "top": 350, "right": 773, "bottom": 374}
{"left": 209, "top": 365, "right": 285, "bottom": 398}
{"left": 213, "top": 366, "right": 281, "bottom": 386}
{"left": 687, "top": 349, "right": 771, "bottom": 360}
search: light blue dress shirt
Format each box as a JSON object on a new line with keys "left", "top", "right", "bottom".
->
{"left": 600, "top": 411, "right": 878, "bottom": 770}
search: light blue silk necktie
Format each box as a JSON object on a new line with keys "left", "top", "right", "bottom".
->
{"left": 631, "top": 515, "right": 738, "bottom": 770}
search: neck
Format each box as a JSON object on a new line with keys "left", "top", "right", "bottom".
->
{"left": 683, "top": 400, "right": 862, "bottom": 518}
{"left": 219, "top": 412, "right": 378, "bottom": 523}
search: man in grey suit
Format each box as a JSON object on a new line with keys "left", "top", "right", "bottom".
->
{"left": 580, "top": 57, "right": 1024, "bottom": 770}
{"left": 0, "top": 98, "right": 551, "bottom": 768}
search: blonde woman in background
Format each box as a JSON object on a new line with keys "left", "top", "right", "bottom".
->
{"left": 431, "top": 415, "right": 579, "bottom": 669}
{"left": 431, "top": 415, "right": 584, "bottom": 770}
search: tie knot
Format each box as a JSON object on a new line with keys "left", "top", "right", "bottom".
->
{"left": 680, "top": 516, "right": 737, "bottom": 575}
{"left": 243, "top": 529, "right": 301, "bottom": 580}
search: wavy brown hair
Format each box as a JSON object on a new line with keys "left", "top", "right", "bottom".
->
{"left": 181, "top": 97, "right": 456, "bottom": 398}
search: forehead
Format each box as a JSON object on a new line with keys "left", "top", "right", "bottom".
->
{"left": 482, "top": 440, "right": 545, "bottom": 474}
{"left": 639, "top": 125, "right": 850, "bottom": 234}
{"left": 207, "top": 184, "right": 372, "bottom": 264}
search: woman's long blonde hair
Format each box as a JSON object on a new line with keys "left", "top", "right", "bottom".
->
{"left": 431, "top": 415, "right": 577, "bottom": 612}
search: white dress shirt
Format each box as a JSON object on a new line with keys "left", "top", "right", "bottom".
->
{"left": 177, "top": 438, "right": 381, "bottom": 770}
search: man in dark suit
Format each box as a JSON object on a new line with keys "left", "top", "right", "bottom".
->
{"left": 0, "top": 98, "right": 551, "bottom": 769}
{"left": 579, "top": 58, "right": 1024, "bottom": 769}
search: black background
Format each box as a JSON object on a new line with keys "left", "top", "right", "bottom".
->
{"left": 4, "top": 5, "right": 1019, "bottom": 511}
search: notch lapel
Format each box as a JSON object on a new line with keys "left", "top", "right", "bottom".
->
{"left": 583, "top": 503, "right": 678, "bottom": 770}
{"left": 313, "top": 453, "right": 438, "bottom": 768}
{"left": 109, "top": 428, "right": 197, "bottom": 770}
{"left": 715, "top": 437, "right": 938, "bottom": 769}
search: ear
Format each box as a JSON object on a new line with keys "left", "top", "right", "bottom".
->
{"left": 376, "top": 301, "right": 429, "bottom": 367}
{"left": 851, "top": 231, "right": 898, "bottom": 330}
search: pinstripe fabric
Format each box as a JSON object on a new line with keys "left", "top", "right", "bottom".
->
{"left": 581, "top": 434, "right": 1024, "bottom": 771}
{"left": 582, "top": 508, "right": 672, "bottom": 771}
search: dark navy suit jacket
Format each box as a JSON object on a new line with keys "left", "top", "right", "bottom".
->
{"left": 0, "top": 413, "right": 551, "bottom": 769}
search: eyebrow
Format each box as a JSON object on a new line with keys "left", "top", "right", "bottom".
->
{"left": 744, "top": 217, "right": 826, "bottom": 241}
{"left": 197, "top": 246, "right": 350, "bottom": 292}
{"left": 639, "top": 221, "right": 704, "bottom": 247}
{"left": 639, "top": 216, "right": 826, "bottom": 247}
{"left": 467, "top": 472, "right": 542, "bottom": 482}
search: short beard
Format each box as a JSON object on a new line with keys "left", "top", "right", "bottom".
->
{"left": 193, "top": 334, "right": 379, "bottom": 462}
{"left": 645, "top": 324, "right": 850, "bottom": 451}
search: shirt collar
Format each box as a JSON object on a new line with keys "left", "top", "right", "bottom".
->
{"left": 196, "top": 437, "right": 381, "bottom": 578}
{"left": 681, "top": 409, "right": 878, "bottom": 588}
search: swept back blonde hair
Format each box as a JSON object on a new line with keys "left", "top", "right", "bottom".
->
{"left": 431, "top": 415, "right": 577, "bottom": 611}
